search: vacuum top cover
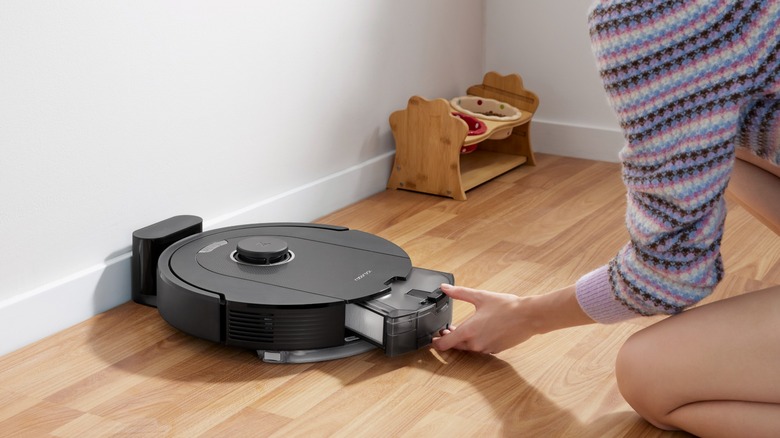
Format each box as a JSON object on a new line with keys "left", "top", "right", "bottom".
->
{"left": 162, "top": 223, "right": 413, "bottom": 306}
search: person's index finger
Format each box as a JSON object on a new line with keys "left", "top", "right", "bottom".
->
{"left": 440, "top": 284, "right": 482, "bottom": 305}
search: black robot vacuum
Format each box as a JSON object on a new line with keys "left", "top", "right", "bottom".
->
{"left": 132, "top": 215, "right": 453, "bottom": 363}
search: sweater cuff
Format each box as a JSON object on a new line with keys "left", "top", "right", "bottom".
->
{"left": 575, "top": 265, "right": 639, "bottom": 324}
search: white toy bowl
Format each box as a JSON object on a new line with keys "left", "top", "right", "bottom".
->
{"left": 450, "top": 96, "right": 521, "bottom": 121}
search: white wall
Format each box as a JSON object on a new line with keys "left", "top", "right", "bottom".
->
{"left": 485, "top": 0, "right": 624, "bottom": 162}
{"left": 0, "top": 0, "right": 486, "bottom": 354}
{"left": 0, "top": 1, "right": 629, "bottom": 356}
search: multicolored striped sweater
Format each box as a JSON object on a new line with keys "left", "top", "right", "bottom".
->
{"left": 575, "top": 0, "right": 780, "bottom": 323}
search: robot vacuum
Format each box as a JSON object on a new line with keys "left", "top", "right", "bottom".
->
{"left": 131, "top": 215, "right": 453, "bottom": 363}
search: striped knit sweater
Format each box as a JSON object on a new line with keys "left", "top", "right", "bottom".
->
{"left": 575, "top": 0, "right": 780, "bottom": 323}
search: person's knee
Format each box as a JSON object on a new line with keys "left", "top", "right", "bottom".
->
{"left": 615, "top": 331, "right": 678, "bottom": 431}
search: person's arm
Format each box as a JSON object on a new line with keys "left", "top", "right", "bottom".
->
{"left": 431, "top": 283, "right": 594, "bottom": 354}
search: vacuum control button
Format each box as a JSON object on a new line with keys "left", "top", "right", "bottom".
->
{"left": 426, "top": 289, "right": 445, "bottom": 303}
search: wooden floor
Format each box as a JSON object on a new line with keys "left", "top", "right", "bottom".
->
{"left": 1, "top": 154, "right": 779, "bottom": 437}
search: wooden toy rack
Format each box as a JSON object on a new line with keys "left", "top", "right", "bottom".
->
{"left": 386, "top": 72, "right": 539, "bottom": 200}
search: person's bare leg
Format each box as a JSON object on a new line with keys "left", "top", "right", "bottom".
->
{"left": 615, "top": 286, "right": 780, "bottom": 437}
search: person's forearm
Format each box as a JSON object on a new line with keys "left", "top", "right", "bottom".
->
{"left": 526, "top": 285, "right": 595, "bottom": 335}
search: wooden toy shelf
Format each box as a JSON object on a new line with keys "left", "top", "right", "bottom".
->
{"left": 387, "top": 72, "right": 539, "bottom": 201}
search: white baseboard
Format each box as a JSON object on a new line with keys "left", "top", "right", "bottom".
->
{"left": 532, "top": 119, "right": 624, "bottom": 163}
{"left": 0, "top": 152, "right": 396, "bottom": 357}
{"left": 0, "top": 253, "right": 133, "bottom": 357}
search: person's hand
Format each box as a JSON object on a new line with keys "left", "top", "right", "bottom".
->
{"left": 432, "top": 283, "right": 593, "bottom": 354}
{"left": 432, "top": 284, "right": 539, "bottom": 354}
